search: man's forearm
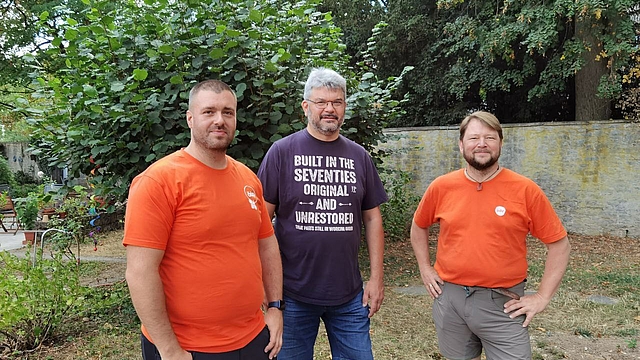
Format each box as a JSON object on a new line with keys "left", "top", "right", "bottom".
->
{"left": 537, "top": 236, "right": 571, "bottom": 301}
{"left": 410, "top": 220, "right": 432, "bottom": 272}
{"left": 259, "top": 235, "right": 283, "bottom": 301}
{"left": 363, "top": 208, "right": 384, "bottom": 281}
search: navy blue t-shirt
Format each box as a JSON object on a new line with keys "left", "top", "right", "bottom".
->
{"left": 258, "top": 129, "right": 388, "bottom": 306}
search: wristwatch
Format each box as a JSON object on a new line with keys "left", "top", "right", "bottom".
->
{"left": 267, "top": 299, "right": 286, "bottom": 311}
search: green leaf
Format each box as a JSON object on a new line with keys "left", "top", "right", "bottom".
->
{"left": 39, "top": 11, "right": 50, "bottom": 20}
{"left": 175, "top": 46, "right": 189, "bottom": 57}
{"left": 236, "top": 82, "right": 247, "bottom": 97}
{"left": 64, "top": 29, "right": 78, "bottom": 41}
{"left": 133, "top": 69, "right": 149, "bottom": 81}
{"left": 249, "top": 9, "right": 262, "bottom": 22}
{"left": 111, "top": 82, "right": 125, "bottom": 92}
{"left": 159, "top": 45, "right": 174, "bottom": 54}
{"left": 151, "top": 124, "right": 164, "bottom": 136}
{"left": 265, "top": 62, "right": 277, "bottom": 72}
{"left": 209, "top": 48, "right": 225, "bottom": 60}
{"left": 269, "top": 111, "right": 283, "bottom": 121}
{"left": 126, "top": 142, "right": 138, "bottom": 150}
{"left": 82, "top": 85, "right": 98, "bottom": 97}
{"left": 170, "top": 75, "right": 183, "bottom": 84}
{"left": 248, "top": 29, "right": 260, "bottom": 39}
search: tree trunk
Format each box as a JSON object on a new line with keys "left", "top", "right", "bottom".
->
{"left": 574, "top": 16, "right": 611, "bottom": 121}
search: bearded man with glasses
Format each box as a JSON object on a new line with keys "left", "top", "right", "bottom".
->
{"left": 258, "top": 68, "right": 388, "bottom": 360}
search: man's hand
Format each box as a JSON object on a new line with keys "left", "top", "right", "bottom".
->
{"left": 419, "top": 266, "right": 443, "bottom": 299}
{"left": 263, "top": 308, "right": 283, "bottom": 359}
{"left": 363, "top": 278, "right": 384, "bottom": 317}
{"left": 503, "top": 292, "right": 551, "bottom": 327}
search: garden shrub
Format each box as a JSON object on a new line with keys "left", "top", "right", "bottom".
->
{"left": 13, "top": 170, "right": 38, "bottom": 185}
{"left": 379, "top": 169, "right": 421, "bottom": 242}
{"left": 0, "top": 251, "right": 86, "bottom": 354}
{"left": 0, "top": 156, "right": 16, "bottom": 188}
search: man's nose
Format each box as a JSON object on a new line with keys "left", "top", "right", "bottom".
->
{"left": 212, "top": 112, "right": 224, "bottom": 124}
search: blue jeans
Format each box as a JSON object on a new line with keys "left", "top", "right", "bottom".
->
{"left": 279, "top": 290, "right": 373, "bottom": 360}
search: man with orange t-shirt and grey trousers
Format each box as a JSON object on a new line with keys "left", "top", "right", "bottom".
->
{"left": 124, "top": 80, "right": 283, "bottom": 360}
{"left": 410, "top": 111, "right": 570, "bottom": 360}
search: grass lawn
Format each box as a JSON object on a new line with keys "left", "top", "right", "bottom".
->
{"left": 4, "top": 230, "right": 639, "bottom": 359}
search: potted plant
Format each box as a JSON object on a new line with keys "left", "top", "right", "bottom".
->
{"left": 38, "top": 192, "right": 56, "bottom": 218}
{"left": 15, "top": 193, "right": 40, "bottom": 245}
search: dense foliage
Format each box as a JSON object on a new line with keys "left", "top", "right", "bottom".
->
{"left": 21, "top": 0, "right": 408, "bottom": 199}
{"left": 365, "top": 0, "right": 639, "bottom": 125}
{"left": 317, "top": 0, "right": 386, "bottom": 65}
{"left": 618, "top": 52, "right": 640, "bottom": 120}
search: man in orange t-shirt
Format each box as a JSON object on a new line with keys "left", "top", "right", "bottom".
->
{"left": 124, "top": 80, "right": 283, "bottom": 360}
{"left": 411, "top": 111, "right": 570, "bottom": 360}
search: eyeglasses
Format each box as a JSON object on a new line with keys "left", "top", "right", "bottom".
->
{"left": 306, "top": 99, "right": 345, "bottom": 109}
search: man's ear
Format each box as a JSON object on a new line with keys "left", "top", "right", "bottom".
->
{"left": 186, "top": 110, "right": 193, "bottom": 128}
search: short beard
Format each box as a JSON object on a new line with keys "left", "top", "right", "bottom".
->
{"left": 464, "top": 150, "right": 500, "bottom": 171}
{"left": 309, "top": 114, "right": 342, "bottom": 136}
{"left": 194, "top": 132, "right": 233, "bottom": 152}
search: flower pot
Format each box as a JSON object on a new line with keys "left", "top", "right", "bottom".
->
{"left": 22, "top": 231, "right": 36, "bottom": 245}
{"left": 41, "top": 208, "right": 56, "bottom": 216}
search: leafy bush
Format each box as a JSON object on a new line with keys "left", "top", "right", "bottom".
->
{"left": 0, "top": 156, "right": 16, "bottom": 188}
{"left": 11, "top": 183, "right": 39, "bottom": 198}
{"left": 13, "top": 170, "right": 37, "bottom": 185}
{"left": 379, "top": 169, "right": 421, "bottom": 242}
{"left": 618, "top": 53, "right": 640, "bottom": 121}
{"left": 44, "top": 186, "right": 99, "bottom": 261}
{"left": 24, "top": 0, "right": 409, "bottom": 201}
{"left": 13, "top": 192, "right": 39, "bottom": 230}
{"left": 0, "top": 252, "right": 86, "bottom": 354}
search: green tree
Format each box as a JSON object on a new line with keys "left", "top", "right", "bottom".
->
{"left": 317, "top": 0, "right": 386, "bottom": 65}
{"left": 373, "top": 0, "right": 638, "bottom": 125}
{"left": 22, "top": 0, "right": 408, "bottom": 199}
{"left": 0, "top": 0, "right": 87, "bottom": 135}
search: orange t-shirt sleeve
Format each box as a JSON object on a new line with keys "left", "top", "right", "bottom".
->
{"left": 413, "top": 182, "right": 438, "bottom": 229}
{"left": 123, "top": 174, "right": 175, "bottom": 250}
{"left": 527, "top": 187, "right": 567, "bottom": 244}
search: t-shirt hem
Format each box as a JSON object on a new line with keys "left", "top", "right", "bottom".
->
{"left": 141, "top": 320, "right": 265, "bottom": 353}
{"left": 284, "top": 285, "right": 362, "bottom": 307}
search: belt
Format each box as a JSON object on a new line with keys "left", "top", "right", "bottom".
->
{"left": 462, "top": 285, "right": 521, "bottom": 300}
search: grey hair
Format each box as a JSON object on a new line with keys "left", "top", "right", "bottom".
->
{"left": 303, "top": 68, "right": 347, "bottom": 100}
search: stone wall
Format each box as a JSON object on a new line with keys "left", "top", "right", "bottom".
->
{"left": 0, "top": 142, "right": 40, "bottom": 178}
{"left": 380, "top": 120, "right": 640, "bottom": 237}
